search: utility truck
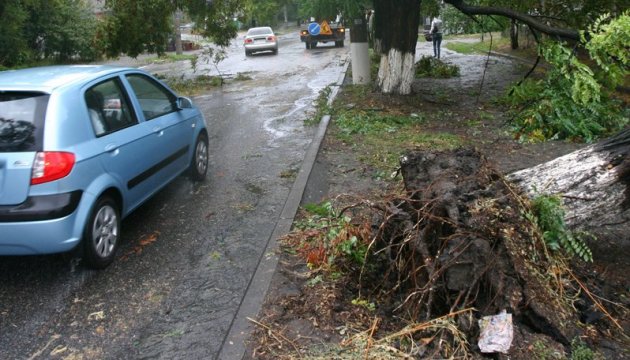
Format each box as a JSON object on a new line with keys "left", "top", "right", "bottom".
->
{"left": 300, "top": 19, "right": 346, "bottom": 49}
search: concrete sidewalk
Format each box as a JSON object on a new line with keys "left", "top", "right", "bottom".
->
{"left": 217, "top": 59, "right": 350, "bottom": 360}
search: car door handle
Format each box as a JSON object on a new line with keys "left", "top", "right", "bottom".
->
{"left": 105, "top": 143, "right": 118, "bottom": 152}
{"left": 152, "top": 126, "right": 164, "bottom": 136}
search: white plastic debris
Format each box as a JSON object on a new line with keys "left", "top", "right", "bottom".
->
{"left": 478, "top": 310, "right": 513, "bottom": 353}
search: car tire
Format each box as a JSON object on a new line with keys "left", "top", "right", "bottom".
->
{"left": 305, "top": 42, "right": 310, "bottom": 49}
{"left": 82, "top": 195, "right": 120, "bottom": 269}
{"left": 273, "top": 48, "right": 278, "bottom": 55}
{"left": 190, "top": 132, "right": 208, "bottom": 181}
{"left": 245, "top": 50, "right": 251, "bottom": 56}
{"left": 310, "top": 42, "right": 317, "bottom": 48}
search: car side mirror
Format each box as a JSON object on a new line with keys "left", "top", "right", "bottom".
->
{"left": 177, "top": 97, "right": 193, "bottom": 109}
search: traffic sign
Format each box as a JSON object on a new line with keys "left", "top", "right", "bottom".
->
{"left": 308, "top": 22, "right": 321, "bottom": 36}
{"left": 320, "top": 20, "right": 332, "bottom": 35}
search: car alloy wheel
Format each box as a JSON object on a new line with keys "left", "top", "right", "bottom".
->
{"left": 191, "top": 132, "right": 208, "bottom": 181}
{"left": 83, "top": 196, "right": 120, "bottom": 269}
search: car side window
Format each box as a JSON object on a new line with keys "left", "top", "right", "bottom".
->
{"left": 125, "top": 74, "right": 177, "bottom": 121}
{"left": 85, "top": 78, "right": 137, "bottom": 137}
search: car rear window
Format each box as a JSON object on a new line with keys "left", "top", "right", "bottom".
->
{"left": 0, "top": 92, "right": 47, "bottom": 152}
{"left": 247, "top": 28, "right": 273, "bottom": 36}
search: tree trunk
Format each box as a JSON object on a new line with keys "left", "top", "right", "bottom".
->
{"left": 174, "top": 10, "right": 183, "bottom": 55}
{"left": 510, "top": 18, "right": 519, "bottom": 49}
{"left": 373, "top": 0, "right": 421, "bottom": 95}
{"left": 508, "top": 129, "right": 630, "bottom": 265}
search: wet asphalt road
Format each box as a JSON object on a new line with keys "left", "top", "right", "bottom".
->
{"left": 0, "top": 29, "right": 348, "bottom": 359}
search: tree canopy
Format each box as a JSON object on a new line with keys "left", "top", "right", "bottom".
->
{"left": 0, "top": 0, "right": 99, "bottom": 67}
{"left": 104, "top": 0, "right": 242, "bottom": 58}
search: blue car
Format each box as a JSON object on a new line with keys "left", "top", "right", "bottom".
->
{"left": 0, "top": 65, "right": 209, "bottom": 268}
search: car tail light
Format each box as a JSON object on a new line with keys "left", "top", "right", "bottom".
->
{"left": 267, "top": 36, "right": 276, "bottom": 41}
{"left": 244, "top": 38, "right": 253, "bottom": 44}
{"left": 31, "top": 152, "right": 76, "bottom": 185}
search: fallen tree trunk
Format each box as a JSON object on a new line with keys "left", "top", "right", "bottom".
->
{"left": 508, "top": 128, "right": 630, "bottom": 265}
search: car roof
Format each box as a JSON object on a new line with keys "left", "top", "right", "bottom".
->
{"left": 0, "top": 65, "right": 135, "bottom": 93}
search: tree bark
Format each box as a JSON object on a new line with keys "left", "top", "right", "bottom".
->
{"left": 373, "top": 0, "right": 421, "bottom": 95}
{"left": 510, "top": 18, "right": 519, "bottom": 49}
{"left": 174, "top": 10, "right": 183, "bottom": 55}
{"left": 508, "top": 129, "right": 630, "bottom": 265}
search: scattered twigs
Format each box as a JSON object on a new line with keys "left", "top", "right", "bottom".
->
{"left": 566, "top": 270, "right": 624, "bottom": 332}
{"left": 364, "top": 317, "right": 381, "bottom": 360}
{"left": 248, "top": 317, "right": 303, "bottom": 358}
{"left": 377, "top": 307, "right": 475, "bottom": 344}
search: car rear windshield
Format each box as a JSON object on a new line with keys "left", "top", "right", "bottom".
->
{"left": 0, "top": 92, "right": 48, "bottom": 152}
{"left": 247, "top": 28, "right": 272, "bottom": 36}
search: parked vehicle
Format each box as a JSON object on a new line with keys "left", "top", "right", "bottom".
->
{"left": 0, "top": 65, "right": 209, "bottom": 268}
{"left": 244, "top": 27, "right": 278, "bottom": 56}
{"left": 300, "top": 19, "right": 345, "bottom": 49}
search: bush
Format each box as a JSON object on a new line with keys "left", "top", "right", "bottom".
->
{"left": 415, "top": 56, "right": 460, "bottom": 78}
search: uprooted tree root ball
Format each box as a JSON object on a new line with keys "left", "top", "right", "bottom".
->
{"left": 367, "top": 149, "right": 580, "bottom": 354}
{"left": 247, "top": 148, "right": 628, "bottom": 359}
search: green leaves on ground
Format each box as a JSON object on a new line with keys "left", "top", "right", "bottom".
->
{"left": 415, "top": 56, "right": 460, "bottom": 78}
{"left": 285, "top": 201, "right": 369, "bottom": 268}
{"left": 332, "top": 96, "right": 463, "bottom": 175}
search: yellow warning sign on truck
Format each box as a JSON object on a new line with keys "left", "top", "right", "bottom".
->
{"left": 320, "top": 20, "right": 333, "bottom": 35}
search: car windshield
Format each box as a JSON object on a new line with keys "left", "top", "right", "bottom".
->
{"left": 247, "top": 27, "right": 273, "bottom": 36}
{"left": 0, "top": 92, "right": 48, "bottom": 152}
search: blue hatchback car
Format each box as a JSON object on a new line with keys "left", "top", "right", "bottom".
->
{"left": 0, "top": 65, "right": 209, "bottom": 268}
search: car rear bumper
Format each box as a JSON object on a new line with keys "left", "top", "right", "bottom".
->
{"left": 0, "top": 191, "right": 82, "bottom": 222}
{"left": 0, "top": 191, "right": 86, "bottom": 255}
{"left": 244, "top": 43, "right": 278, "bottom": 52}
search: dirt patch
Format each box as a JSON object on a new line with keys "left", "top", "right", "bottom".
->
{"left": 245, "top": 45, "right": 629, "bottom": 359}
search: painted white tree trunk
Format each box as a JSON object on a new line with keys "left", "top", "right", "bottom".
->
{"left": 351, "top": 42, "right": 371, "bottom": 85}
{"left": 377, "top": 48, "right": 415, "bottom": 94}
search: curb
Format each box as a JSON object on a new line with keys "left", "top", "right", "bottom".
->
{"left": 217, "top": 57, "right": 350, "bottom": 360}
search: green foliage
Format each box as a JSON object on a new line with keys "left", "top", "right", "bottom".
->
{"left": 42, "top": 0, "right": 101, "bottom": 62}
{"left": 296, "top": 0, "right": 369, "bottom": 21}
{"left": 415, "top": 55, "right": 460, "bottom": 78}
{"left": 504, "top": 32, "right": 629, "bottom": 142}
{"left": 570, "top": 338, "right": 595, "bottom": 360}
{"left": 332, "top": 108, "right": 462, "bottom": 174}
{"left": 305, "top": 86, "right": 332, "bottom": 126}
{"left": 529, "top": 194, "right": 593, "bottom": 262}
{"left": 0, "top": 0, "right": 101, "bottom": 67}
{"left": 160, "top": 75, "right": 223, "bottom": 96}
{"left": 351, "top": 298, "right": 376, "bottom": 311}
{"left": 295, "top": 201, "right": 368, "bottom": 266}
{"left": 104, "top": 0, "right": 240, "bottom": 58}
{"left": 104, "top": 0, "right": 175, "bottom": 57}
{"left": 336, "top": 113, "right": 422, "bottom": 137}
{"left": 0, "top": 1, "right": 30, "bottom": 66}
{"left": 445, "top": 36, "right": 511, "bottom": 55}
{"left": 243, "top": 0, "right": 281, "bottom": 27}
{"left": 583, "top": 11, "right": 630, "bottom": 89}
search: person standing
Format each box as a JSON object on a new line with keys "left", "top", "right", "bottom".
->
{"left": 430, "top": 17, "right": 443, "bottom": 59}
